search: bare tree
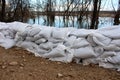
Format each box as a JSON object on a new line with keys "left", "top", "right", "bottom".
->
{"left": 90, "top": 0, "right": 101, "bottom": 29}
{"left": 114, "top": 0, "right": 120, "bottom": 25}
{"left": 77, "top": 0, "right": 91, "bottom": 28}
{"left": 44, "top": 0, "right": 55, "bottom": 26}
{"left": 61, "top": 0, "right": 91, "bottom": 28}
{"left": 7, "top": 0, "right": 31, "bottom": 22}
{"left": 0, "top": 0, "right": 6, "bottom": 21}
{"left": 63, "top": 0, "right": 79, "bottom": 27}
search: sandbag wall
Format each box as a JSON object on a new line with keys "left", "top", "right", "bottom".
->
{"left": 0, "top": 22, "right": 120, "bottom": 71}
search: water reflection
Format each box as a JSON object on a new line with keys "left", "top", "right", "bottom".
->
{"left": 28, "top": 16, "right": 114, "bottom": 28}
{"left": 98, "top": 17, "right": 114, "bottom": 28}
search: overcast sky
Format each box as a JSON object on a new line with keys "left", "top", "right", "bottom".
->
{"left": 100, "top": 0, "right": 119, "bottom": 11}
{"left": 31, "top": 0, "right": 119, "bottom": 11}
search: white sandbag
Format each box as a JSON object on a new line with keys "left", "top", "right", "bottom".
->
{"left": 74, "top": 46, "right": 96, "bottom": 58}
{"left": 0, "top": 38, "right": 15, "bottom": 49}
{"left": 16, "top": 41, "right": 39, "bottom": 52}
{"left": 16, "top": 31, "right": 27, "bottom": 38}
{"left": 23, "top": 26, "right": 33, "bottom": 36}
{"left": 14, "top": 34, "right": 20, "bottom": 42}
{"left": 26, "top": 49, "right": 40, "bottom": 57}
{"left": 31, "top": 24, "right": 43, "bottom": 28}
{"left": 87, "top": 34, "right": 97, "bottom": 46}
{"left": 37, "top": 48, "right": 50, "bottom": 56}
{"left": 69, "top": 29, "right": 95, "bottom": 37}
{"left": 27, "top": 27, "right": 41, "bottom": 37}
{"left": 39, "top": 42, "right": 57, "bottom": 50}
{"left": 16, "top": 41, "right": 43, "bottom": 57}
{"left": 71, "top": 38, "right": 89, "bottom": 48}
{"left": 43, "top": 44, "right": 66, "bottom": 58}
{"left": 97, "top": 25, "right": 120, "bottom": 39}
{"left": 49, "top": 53, "right": 73, "bottom": 63}
{"left": 49, "top": 48, "right": 74, "bottom": 63}
{"left": 100, "top": 51, "right": 116, "bottom": 58}
{"left": 92, "top": 33, "right": 111, "bottom": 46}
{"left": 99, "top": 62, "right": 115, "bottom": 69}
{"left": 39, "top": 27, "right": 53, "bottom": 39}
{"left": 34, "top": 33, "right": 43, "bottom": 40}
{"left": 52, "top": 28, "right": 69, "bottom": 40}
{"left": 35, "top": 38, "right": 47, "bottom": 44}
{"left": 25, "top": 36, "right": 36, "bottom": 42}
{"left": 63, "top": 36, "right": 77, "bottom": 47}
{"left": 8, "top": 21, "right": 29, "bottom": 32}
{"left": 83, "top": 58, "right": 99, "bottom": 65}
{"left": 99, "top": 60, "right": 120, "bottom": 71}
{"left": 111, "top": 39, "right": 120, "bottom": 47}
{"left": 0, "top": 32, "right": 5, "bottom": 39}
{"left": 0, "top": 29, "right": 16, "bottom": 39}
{"left": 94, "top": 46, "right": 104, "bottom": 56}
{"left": 1, "top": 29, "right": 11, "bottom": 37}
{"left": 103, "top": 44, "right": 120, "bottom": 51}
{"left": 48, "top": 38, "right": 64, "bottom": 43}
{"left": 106, "top": 54, "right": 120, "bottom": 64}
{"left": 21, "top": 27, "right": 32, "bottom": 36}
{"left": 14, "top": 32, "right": 25, "bottom": 41}
{"left": 25, "top": 36, "right": 33, "bottom": 41}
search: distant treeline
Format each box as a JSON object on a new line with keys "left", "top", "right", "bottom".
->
{"left": 0, "top": 0, "right": 119, "bottom": 29}
{"left": 32, "top": 11, "right": 115, "bottom": 17}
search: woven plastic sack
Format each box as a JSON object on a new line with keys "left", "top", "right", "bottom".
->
{"left": 0, "top": 39, "right": 15, "bottom": 49}
{"left": 74, "top": 46, "right": 96, "bottom": 58}
{"left": 43, "top": 44, "right": 66, "bottom": 58}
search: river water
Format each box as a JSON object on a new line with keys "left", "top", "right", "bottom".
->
{"left": 28, "top": 16, "right": 114, "bottom": 29}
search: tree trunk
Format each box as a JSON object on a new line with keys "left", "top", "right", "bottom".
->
{"left": 114, "top": 0, "right": 120, "bottom": 25}
{"left": 0, "top": 0, "right": 6, "bottom": 21}
{"left": 90, "top": 0, "right": 101, "bottom": 29}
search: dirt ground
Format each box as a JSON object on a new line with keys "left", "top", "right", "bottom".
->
{"left": 0, "top": 47, "right": 120, "bottom": 80}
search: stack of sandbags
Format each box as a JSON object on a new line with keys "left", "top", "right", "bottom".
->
{"left": 67, "top": 29, "right": 97, "bottom": 63}
{"left": 14, "top": 25, "right": 98, "bottom": 63}
{"left": 15, "top": 25, "right": 76, "bottom": 62}
{"left": 0, "top": 22, "right": 16, "bottom": 49}
{"left": 0, "top": 22, "right": 33, "bottom": 49}
{"left": 95, "top": 26, "right": 120, "bottom": 71}
{"left": 0, "top": 21, "right": 120, "bottom": 71}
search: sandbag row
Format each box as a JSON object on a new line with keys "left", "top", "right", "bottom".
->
{"left": 0, "top": 22, "right": 120, "bottom": 71}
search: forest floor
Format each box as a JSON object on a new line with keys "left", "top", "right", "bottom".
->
{"left": 0, "top": 46, "right": 120, "bottom": 80}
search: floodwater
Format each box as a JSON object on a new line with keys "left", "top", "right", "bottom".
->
{"left": 28, "top": 16, "right": 114, "bottom": 29}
